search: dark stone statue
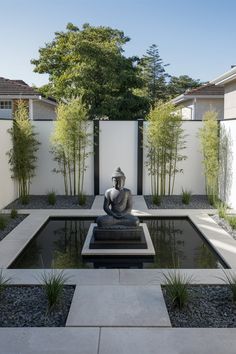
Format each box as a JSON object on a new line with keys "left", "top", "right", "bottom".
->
{"left": 96, "top": 167, "right": 139, "bottom": 228}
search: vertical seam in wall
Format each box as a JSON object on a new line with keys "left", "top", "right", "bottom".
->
{"left": 137, "top": 120, "right": 143, "bottom": 195}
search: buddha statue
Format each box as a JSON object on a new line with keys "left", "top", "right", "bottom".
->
{"left": 96, "top": 167, "right": 139, "bottom": 228}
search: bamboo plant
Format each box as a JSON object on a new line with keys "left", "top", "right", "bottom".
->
{"left": 7, "top": 100, "right": 40, "bottom": 204}
{"left": 145, "top": 101, "right": 187, "bottom": 201}
{"left": 51, "top": 98, "right": 91, "bottom": 200}
{"left": 199, "top": 110, "right": 219, "bottom": 205}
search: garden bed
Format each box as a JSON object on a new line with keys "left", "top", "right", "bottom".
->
{"left": 0, "top": 214, "right": 28, "bottom": 242}
{"left": 5, "top": 195, "right": 95, "bottom": 209}
{"left": 162, "top": 285, "right": 236, "bottom": 327}
{"left": 0, "top": 285, "right": 75, "bottom": 327}
{"left": 144, "top": 195, "right": 214, "bottom": 209}
{"left": 211, "top": 214, "right": 236, "bottom": 241}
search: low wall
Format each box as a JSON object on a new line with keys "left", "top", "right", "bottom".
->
{"left": 0, "top": 120, "right": 17, "bottom": 209}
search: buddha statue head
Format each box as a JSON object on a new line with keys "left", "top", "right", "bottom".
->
{"left": 112, "top": 167, "right": 126, "bottom": 190}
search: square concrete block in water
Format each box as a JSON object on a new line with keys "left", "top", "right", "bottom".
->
{"left": 66, "top": 285, "right": 171, "bottom": 327}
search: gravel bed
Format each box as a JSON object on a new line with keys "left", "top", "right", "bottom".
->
{"left": 0, "top": 285, "right": 75, "bottom": 327}
{"left": 163, "top": 285, "right": 236, "bottom": 327}
{"left": 144, "top": 195, "right": 214, "bottom": 209}
{"left": 5, "top": 195, "right": 95, "bottom": 209}
{"left": 211, "top": 214, "right": 236, "bottom": 240}
{"left": 0, "top": 214, "right": 28, "bottom": 242}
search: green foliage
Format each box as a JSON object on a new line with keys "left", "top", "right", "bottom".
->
{"left": 152, "top": 194, "right": 161, "bottom": 206}
{"left": 162, "top": 270, "right": 192, "bottom": 309}
{"left": 182, "top": 189, "right": 192, "bottom": 205}
{"left": 47, "top": 191, "right": 56, "bottom": 205}
{"left": 199, "top": 111, "right": 219, "bottom": 205}
{"left": 217, "top": 202, "right": 227, "bottom": 219}
{"left": 40, "top": 270, "right": 69, "bottom": 311}
{"left": 31, "top": 23, "right": 148, "bottom": 120}
{"left": 227, "top": 216, "right": 236, "bottom": 230}
{"left": 0, "top": 270, "right": 11, "bottom": 296}
{"left": 167, "top": 75, "right": 202, "bottom": 98}
{"left": 10, "top": 209, "right": 18, "bottom": 219}
{"left": 146, "top": 102, "right": 187, "bottom": 198}
{"left": 137, "top": 44, "right": 169, "bottom": 108}
{"left": 218, "top": 271, "right": 236, "bottom": 302}
{"left": 7, "top": 100, "right": 40, "bottom": 202}
{"left": 51, "top": 98, "right": 91, "bottom": 196}
{"left": 0, "top": 215, "right": 7, "bottom": 230}
{"left": 78, "top": 194, "right": 86, "bottom": 206}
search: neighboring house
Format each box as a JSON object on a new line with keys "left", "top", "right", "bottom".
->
{"left": 0, "top": 77, "right": 57, "bottom": 120}
{"left": 171, "top": 84, "right": 224, "bottom": 120}
{"left": 211, "top": 66, "right": 236, "bottom": 119}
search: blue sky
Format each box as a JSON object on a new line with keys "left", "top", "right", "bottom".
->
{"left": 1, "top": 0, "right": 236, "bottom": 87}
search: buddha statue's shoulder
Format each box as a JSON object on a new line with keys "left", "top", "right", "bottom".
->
{"left": 104, "top": 188, "right": 113, "bottom": 198}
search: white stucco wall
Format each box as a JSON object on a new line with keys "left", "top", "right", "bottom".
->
{"left": 219, "top": 120, "right": 236, "bottom": 209}
{"left": 99, "top": 121, "right": 137, "bottom": 194}
{"left": 224, "top": 80, "right": 236, "bottom": 119}
{"left": 0, "top": 120, "right": 17, "bottom": 208}
{"left": 30, "top": 121, "right": 94, "bottom": 195}
{"left": 143, "top": 121, "right": 205, "bottom": 195}
{"left": 195, "top": 98, "right": 224, "bottom": 120}
{"left": 32, "top": 100, "right": 56, "bottom": 120}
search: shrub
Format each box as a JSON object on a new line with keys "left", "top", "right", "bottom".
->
{"left": 0, "top": 269, "right": 11, "bottom": 295}
{"left": 152, "top": 194, "right": 161, "bottom": 206}
{"left": 10, "top": 209, "right": 18, "bottom": 219}
{"left": 21, "top": 195, "right": 29, "bottom": 205}
{"left": 227, "top": 216, "right": 236, "bottom": 230}
{"left": 217, "top": 202, "right": 227, "bottom": 219}
{"left": 162, "top": 270, "right": 193, "bottom": 309}
{"left": 0, "top": 215, "right": 7, "bottom": 230}
{"left": 182, "top": 189, "right": 192, "bottom": 205}
{"left": 47, "top": 191, "right": 56, "bottom": 206}
{"left": 218, "top": 270, "right": 236, "bottom": 302}
{"left": 40, "top": 270, "right": 69, "bottom": 311}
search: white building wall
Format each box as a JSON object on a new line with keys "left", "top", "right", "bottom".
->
{"left": 0, "top": 120, "right": 17, "bottom": 208}
{"left": 32, "top": 101, "right": 56, "bottom": 120}
{"left": 99, "top": 121, "right": 137, "bottom": 194}
{"left": 30, "top": 121, "right": 94, "bottom": 195}
{"left": 195, "top": 98, "right": 224, "bottom": 120}
{"left": 224, "top": 80, "right": 236, "bottom": 119}
{"left": 143, "top": 121, "right": 205, "bottom": 195}
{"left": 219, "top": 120, "right": 236, "bottom": 209}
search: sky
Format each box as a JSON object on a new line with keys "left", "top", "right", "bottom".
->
{"left": 1, "top": 0, "right": 236, "bottom": 87}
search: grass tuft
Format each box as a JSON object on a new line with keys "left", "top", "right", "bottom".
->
{"left": 162, "top": 270, "right": 193, "bottom": 309}
{"left": 217, "top": 270, "right": 236, "bottom": 302}
{"left": 40, "top": 270, "right": 69, "bottom": 311}
{"left": 47, "top": 190, "right": 56, "bottom": 206}
{"left": 0, "top": 215, "right": 7, "bottom": 230}
{"left": 78, "top": 194, "right": 86, "bottom": 206}
{"left": 181, "top": 189, "right": 192, "bottom": 205}
{"left": 152, "top": 194, "right": 161, "bottom": 206}
{"left": 0, "top": 269, "right": 11, "bottom": 295}
{"left": 10, "top": 209, "right": 18, "bottom": 219}
{"left": 227, "top": 215, "right": 236, "bottom": 230}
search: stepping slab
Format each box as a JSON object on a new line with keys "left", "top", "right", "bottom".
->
{"left": 99, "top": 328, "right": 236, "bottom": 354}
{"left": 66, "top": 285, "right": 171, "bottom": 327}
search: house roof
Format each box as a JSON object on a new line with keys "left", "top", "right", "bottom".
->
{"left": 0, "top": 77, "right": 57, "bottom": 104}
{"left": 172, "top": 84, "right": 224, "bottom": 104}
{"left": 211, "top": 66, "right": 236, "bottom": 86}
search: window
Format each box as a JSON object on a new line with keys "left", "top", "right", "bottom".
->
{"left": 0, "top": 100, "right": 13, "bottom": 118}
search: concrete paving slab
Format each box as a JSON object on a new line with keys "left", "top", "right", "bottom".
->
{"left": 3, "top": 269, "right": 119, "bottom": 285}
{"left": 0, "top": 327, "right": 99, "bottom": 354}
{"left": 66, "top": 285, "right": 171, "bottom": 327}
{"left": 99, "top": 327, "right": 236, "bottom": 354}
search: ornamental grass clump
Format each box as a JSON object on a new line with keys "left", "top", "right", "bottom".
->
{"left": 152, "top": 194, "right": 161, "bottom": 206}
{"left": 227, "top": 216, "right": 236, "bottom": 230}
{"left": 0, "top": 269, "right": 11, "bottom": 296}
{"left": 218, "top": 271, "right": 236, "bottom": 302}
{"left": 10, "top": 209, "right": 18, "bottom": 219}
{"left": 47, "top": 191, "right": 56, "bottom": 206}
{"left": 0, "top": 215, "right": 7, "bottom": 230}
{"left": 182, "top": 189, "right": 192, "bottom": 205}
{"left": 217, "top": 202, "right": 227, "bottom": 219}
{"left": 40, "top": 270, "right": 69, "bottom": 311}
{"left": 162, "top": 271, "right": 193, "bottom": 309}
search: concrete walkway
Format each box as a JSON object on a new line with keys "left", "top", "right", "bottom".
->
{"left": 2, "top": 196, "right": 236, "bottom": 353}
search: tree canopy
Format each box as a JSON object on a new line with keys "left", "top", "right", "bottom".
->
{"left": 167, "top": 75, "right": 203, "bottom": 98}
{"left": 31, "top": 23, "right": 148, "bottom": 120}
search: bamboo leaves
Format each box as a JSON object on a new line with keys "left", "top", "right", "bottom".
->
{"left": 51, "top": 98, "right": 91, "bottom": 198}
{"left": 146, "top": 102, "right": 187, "bottom": 200}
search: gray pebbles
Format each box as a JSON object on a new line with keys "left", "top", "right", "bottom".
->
{"left": 144, "top": 195, "right": 214, "bottom": 209}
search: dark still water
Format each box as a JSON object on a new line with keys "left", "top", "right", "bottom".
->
{"left": 10, "top": 217, "right": 226, "bottom": 269}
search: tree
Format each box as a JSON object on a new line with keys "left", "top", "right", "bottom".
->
{"left": 31, "top": 23, "right": 148, "bottom": 120}
{"left": 146, "top": 102, "right": 187, "bottom": 202}
{"left": 138, "top": 44, "right": 169, "bottom": 108}
{"left": 51, "top": 98, "right": 92, "bottom": 201}
{"left": 199, "top": 111, "right": 219, "bottom": 205}
{"left": 167, "top": 75, "right": 202, "bottom": 98}
{"left": 7, "top": 100, "right": 40, "bottom": 204}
